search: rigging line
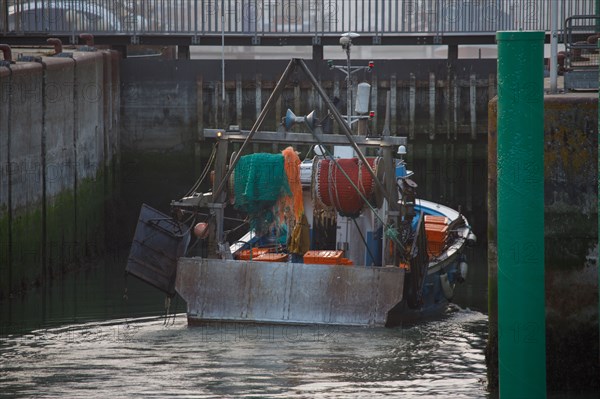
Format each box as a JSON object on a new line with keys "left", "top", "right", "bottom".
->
{"left": 186, "top": 142, "right": 218, "bottom": 196}
{"left": 171, "top": 214, "right": 196, "bottom": 238}
{"left": 351, "top": 217, "right": 377, "bottom": 266}
{"left": 184, "top": 141, "right": 219, "bottom": 197}
{"left": 224, "top": 219, "right": 250, "bottom": 239}
{"left": 184, "top": 150, "right": 215, "bottom": 197}
{"left": 188, "top": 143, "right": 217, "bottom": 193}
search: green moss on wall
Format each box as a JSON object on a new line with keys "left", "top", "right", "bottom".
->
{"left": 0, "top": 167, "right": 113, "bottom": 299}
{"left": 545, "top": 212, "right": 597, "bottom": 270}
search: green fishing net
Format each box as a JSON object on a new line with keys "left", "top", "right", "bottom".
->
{"left": 233, "top": 153, "right": 291, "bottom": 233}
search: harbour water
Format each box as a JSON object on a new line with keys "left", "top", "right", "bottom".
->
{"left": 0, "top": 140, "right": 493, "bottom": 397}
{"left": 0, "top": 255, "right": 490, "bottom": 398}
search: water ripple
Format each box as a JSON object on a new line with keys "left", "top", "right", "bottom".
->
{"left": 1, "top": 310, "right": 489, "bottom": 398}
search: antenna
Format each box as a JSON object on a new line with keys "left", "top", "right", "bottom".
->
{"left": 326, "top": 33, "right": 374, "bottom": 130}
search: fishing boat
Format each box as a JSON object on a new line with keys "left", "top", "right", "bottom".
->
{"left": 126, "top": 36, "right": 476, "bottom": 327}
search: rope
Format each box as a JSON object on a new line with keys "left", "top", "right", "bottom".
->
{"left": 184, "top": 141, "right": 218, "bottom": 197}
{"left": 163, "top": 296, "right": 171, "bottom": 326}
{"left": 281, "top": 146, "right": 304, "bottom": 221}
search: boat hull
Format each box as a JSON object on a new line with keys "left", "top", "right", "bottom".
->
{"left": 176, "top": 258, "right": 405, "bottom": 327}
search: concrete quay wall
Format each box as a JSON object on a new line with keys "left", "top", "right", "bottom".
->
{"left": 487, "top": 94, "right": 599, "bottom": 391}
{"left": 0, "top": 49, "right": 120, "bottom": 299}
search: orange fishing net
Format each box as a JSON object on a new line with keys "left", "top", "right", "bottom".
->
{"left": 280, "top": 146, "right": 304, "bottom": 223}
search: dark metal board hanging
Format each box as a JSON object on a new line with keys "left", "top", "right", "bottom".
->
{"left": 126, "top": 204, "right": 190, "bottom": 296}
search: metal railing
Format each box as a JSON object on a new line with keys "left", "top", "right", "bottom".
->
{"left": 1, "top": 0, "right": 598, "bottom": 38}
{"left": 564, "top": 15, "right": 600, "bottom": 70}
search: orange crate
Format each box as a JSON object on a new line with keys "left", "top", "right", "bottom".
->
{"left": 236, "top": 247, "right": 272, "bottom": 260}
{"left": 424, "top": 215, "right": 449, "bottom": 225}
{"left": 427, "top": 242, "right": 445, "bottom": 257}
{"left": 253, "top": 253, "right": 288, "bottom": 262}
{"left": 425, "top": 224, "right": 448, "bottom": 242}
{"left": 339, "top": 258, "right": 353, "bottom": 266}
{"left": 304, "top": 250, "right": 345, "bottom": 264}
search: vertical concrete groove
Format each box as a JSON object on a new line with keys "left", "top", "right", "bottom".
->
{"left": 466, "top": 143, "right": 473, "bottom": 211}
{"left": 6, "top": 66, "right": 13, "bottom": 294}
{"left": 254, "top": 74, "right": 262, "bottom": 153}
{"left": 429, "top": 72, "right": 436, "bottom": 140}
{"left": 316, "top": 77, "right": 323, "bottom": 111}
{"left": 196, "top": 74, "right": 203, "bottom": 137}
{"left": 449, "top": 143, "right": 455, "bottom": 201}
{"left": 40, "top": 59, "right": 49, "bottom": 320}
{"left": 102, "top": 54, "right": 110, "bottom": 257}
{"left": 211, "top": 82, "right": 218, "bottom": 128}
{"left": 275, "top": 89, "right": 282, "bottom": 132}
{"left": 453, "top": 78, "right": 459, "bottom": 140}
{"left": 255, "top": 73, "right": 262, "bottom": 120}
{"left": 254, "top": 74, "right": 262, "bottom": 152}
{"left": 195, "top": 74, "right": 204, "bottom": 178}
{"left": 409, "top": 73, "right": 416, "bottom": 139}
{"left": 294, "top": 84, "right": 301, "bottom": 117}
{"left": 470, "top": 73, "right": 477, "bottom": 139}
{"left": 425, "top": 143, "right": 433, "bottom": 200}
{"left": 72, "top": 58, "right": 78, "bottom": 261}
{"left": 235, "top": 73, "right": 242, "bottom": 128}
{"left": 446, "top": 70, "right": 452, "bottom": 140}
{"left": 441, "top": 144, "right": 447, "bottom": 201}
{"left": 40, "top": 60, "right": 47, "bottom": 285}
{"left": 390, "top": 74, "right": 397, "bottom": 134}
{"left": 223, "top": 80, "right": 229, "bottom": 128}
{"left": 488, "top": 73, "right": 497, "bottom": 100}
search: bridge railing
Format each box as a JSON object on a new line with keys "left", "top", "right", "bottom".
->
{"left": 1, "top": 1, "right": 597, "bottom": 38}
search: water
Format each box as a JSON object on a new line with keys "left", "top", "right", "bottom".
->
{"left": 1, "top": 310, "right": 489, "bottom": 398}
{"left": 0, "top": 248, "right": 492, "bottom": 398}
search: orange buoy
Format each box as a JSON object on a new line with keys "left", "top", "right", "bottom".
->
{"left": 194, "top": 222, "right": 210, "bottom": 239}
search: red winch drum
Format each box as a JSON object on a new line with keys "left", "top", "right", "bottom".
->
{"left": 315, "top": 157, "right": 380, "bottom": 217}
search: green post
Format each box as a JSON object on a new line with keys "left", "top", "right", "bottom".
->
{"left": 496, "top": 31, "right": 546, "bottom": 398}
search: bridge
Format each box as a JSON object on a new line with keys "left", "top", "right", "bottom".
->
{"left": 1, "top": 0, "right": 598, "bottom": 47}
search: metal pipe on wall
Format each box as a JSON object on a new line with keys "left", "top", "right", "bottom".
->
{"left": 550, "top": 0, "right": 559, "bottom": 93}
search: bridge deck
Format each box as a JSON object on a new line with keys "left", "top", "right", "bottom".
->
{"left": 1, "top": 1, "right": 597, "bottom": 47}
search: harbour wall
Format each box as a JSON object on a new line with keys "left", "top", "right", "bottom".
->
{"left": 0, "top": 49, "right": 120, "bottom": 300}
{"left": 120, "top": 58, "right": 496, "bottom": 149}
{"left": 487, "top": 94, "right": 599, "bottom": 391}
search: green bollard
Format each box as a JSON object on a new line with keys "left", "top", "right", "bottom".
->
{"left": 496, "top": 31, "right": 546, "bottom": 398}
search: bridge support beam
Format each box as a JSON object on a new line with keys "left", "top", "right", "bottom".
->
{"left": 178, "top": 45, "right": 190, "bottom": 60}
{"left": 312, "top": 45, "right": 323, "bottom": 61}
